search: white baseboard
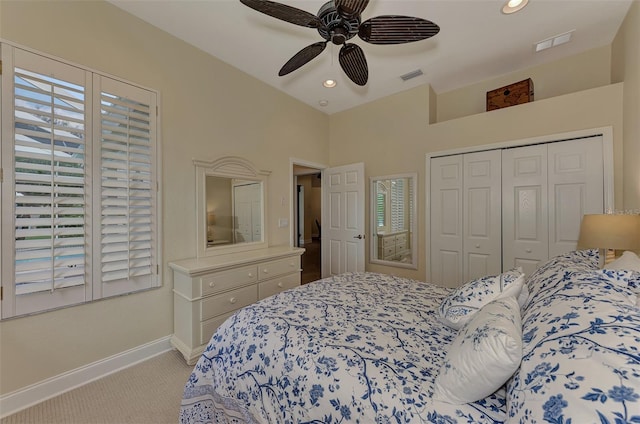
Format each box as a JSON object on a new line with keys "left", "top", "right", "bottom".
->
{"left": 0, "top": 335, "right": 173, "bottom": 418}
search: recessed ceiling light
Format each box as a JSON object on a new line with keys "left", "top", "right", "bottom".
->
{"left": 502, "top": 0, "right": 528, "bottom": 14}
{"left": 318, "top": 99, "right": 329, "bottom": 107}
{"left": 323, "top": 79, "right": 337, "bottom": 88}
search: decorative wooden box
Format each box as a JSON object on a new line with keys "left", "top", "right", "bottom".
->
{"left": 486, "top": 78, "right": 534, "bottom": 111}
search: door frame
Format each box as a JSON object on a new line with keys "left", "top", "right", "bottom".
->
{"left": 289, "top": 158, "right": 327, "bottom": 249}
{"left": 425, "top": 126, "right": 614, "bottom": 283}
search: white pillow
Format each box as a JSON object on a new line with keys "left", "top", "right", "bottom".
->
{"left": 434, "top": 296, "right": 523, "bottom": 404}
{"left": 438, "top": 268, "right": 525, "bottom": 330}
{"left": 603, "top": 250, "right": 640, "bottom": 272}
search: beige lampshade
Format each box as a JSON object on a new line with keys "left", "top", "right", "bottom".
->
{"left": 207, "top": 212, "right": 216, "bottom": 226}
{"left": 577, "top": 214, "right": 640, "bottom": 250}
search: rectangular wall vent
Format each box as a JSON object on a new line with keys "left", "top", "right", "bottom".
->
{"left": 400, "top": 69, "right": 423, "bottom": 81}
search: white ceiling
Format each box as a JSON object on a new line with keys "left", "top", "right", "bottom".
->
{"left": 108, "top": 0, "right": 633, "bottom": 115}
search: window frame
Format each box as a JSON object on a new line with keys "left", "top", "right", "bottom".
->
{"left": 0, "top": 41, "right": 163, "bottom": 319}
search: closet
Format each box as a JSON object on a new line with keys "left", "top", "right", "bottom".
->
{"left": 429, "top": 134, "right": 606, "bottom": 286}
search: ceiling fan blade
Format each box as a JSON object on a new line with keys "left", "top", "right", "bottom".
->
{"left": 240, "top": 0, "right": 324, "bottom": 28}
{"left": 334, "top": 0, "right": 369, "bottom": 19}
{"left": 359, "top": 16, "right": 440, "bottom": 44}
{"left": 279, "top": 42, "right": 327, "bottom": 76}
{"left": 339, "top": 43, "right": 368, "bottom": 86}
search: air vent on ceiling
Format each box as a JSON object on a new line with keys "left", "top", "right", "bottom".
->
{"left": 535, "top": 30, "right": 574, "bottom": 52}
{"left": 400, "top": 69, "right": 424, "bottom": 81}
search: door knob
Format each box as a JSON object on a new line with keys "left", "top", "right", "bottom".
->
{"left": 354, "top": 234, "right": 365, "bottom": 239}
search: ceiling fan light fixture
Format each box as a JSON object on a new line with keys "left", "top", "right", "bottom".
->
{"left": 323, "top": 79, "right": 337, "bottom": 88}
{"left": 502, "top": 0, "right": 528, "bottom": 14}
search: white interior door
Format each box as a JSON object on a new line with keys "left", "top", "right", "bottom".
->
{"left": 463, "top": 150, "right": 502, "bottom": 281}
{"left": 322, "top": 163, "right": 365, "bottom": 277}
{"left": 430, "top": 155, "right": 463, "bottom": 286}
{"left": 548, "top": 136, "right": 604, "bottom": 257}
{"left": 502, "top": 144, "right": 549, "bottom": 275}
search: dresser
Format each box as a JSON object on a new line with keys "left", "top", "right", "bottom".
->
{"left": 377, "top": 231, "right": 409, "bottom": 261}
{"left": 169, "top": 246, "right": 305, "bottom": 364}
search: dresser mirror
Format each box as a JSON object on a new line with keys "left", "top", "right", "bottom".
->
{"left": 195, "top": 156, "right": 270, "bottom": 258}
{"left": 370, "top": 173, "right": 417, "bottom": 269}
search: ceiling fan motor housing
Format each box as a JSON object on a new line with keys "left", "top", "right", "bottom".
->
{"left": 317, "top": 1, "right": 360, "bottom": 45}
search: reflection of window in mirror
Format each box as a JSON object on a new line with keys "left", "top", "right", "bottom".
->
{"left": 370, "top": 173, "right": 417, "bottom": 270}
{"left": 376, "top": 182, "right": 388, "bottom": 230}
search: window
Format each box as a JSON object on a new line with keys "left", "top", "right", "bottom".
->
{"left": 390, "top": 179, "right": 406, "bottom": 232}
{"left": 1, "top": 44, "right": 161, "bottom": 319}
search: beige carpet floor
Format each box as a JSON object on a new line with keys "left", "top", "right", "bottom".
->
{"left": 1, "top": 349, "right": 193, "bottom": 424}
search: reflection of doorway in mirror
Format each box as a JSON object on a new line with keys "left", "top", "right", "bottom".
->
{"left": 233, "top": 182, "right": 262, "bottom": 243}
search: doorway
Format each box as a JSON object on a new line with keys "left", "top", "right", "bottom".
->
{"left": 293, "top": 165, "right": 322, "bottom": 284}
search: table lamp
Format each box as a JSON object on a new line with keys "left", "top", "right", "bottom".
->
{"left": 577, "top": 214, "right": 640, "bottom": 266}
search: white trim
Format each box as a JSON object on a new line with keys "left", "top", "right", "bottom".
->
{"left": 0, "top": 336, "right": 173, "bottom": 418}
{"left": 425, "top": 126, "right": 615, "bottom": 283}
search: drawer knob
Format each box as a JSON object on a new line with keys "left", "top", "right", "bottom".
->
{"left": 248, "top": 273, "right": 253, "bottom": 277}
{"left": 526, "top": 249, "right": 532, "bottom": 253}
{"left": 289, "top": 262, "right": 294, "bottom": 267}
{"left": 278, "top": 282, "right": 283, "bottom": 288}
{"left": 209, "top": 282, "right": 215, "bottom": 288}
{"left": 475, "top": 244, "right": 480, "bottom": 248}
{"left": 229, "top": 297, "right": 237, "bottom": 304}
{"left": 263, "top": 269, "right": 269, "bottom": 274}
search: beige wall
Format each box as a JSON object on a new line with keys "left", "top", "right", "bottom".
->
{"left": 612, "top": 0, "right": 640, "bottom": 211}
{"left": 437, "top": 46, "right": 613, "bottom": 122}
{"left": 0, "top": 0, "right": 328, "bottom": 395}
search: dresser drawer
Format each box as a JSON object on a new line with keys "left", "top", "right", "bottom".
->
{"left": 258, "top": 257, "right": 300, "bottom": 280}
{"left": 200, "top": 265, "right": 257, "bottom": 296}
{"left": 200, "top": 285, "right": 257, "bottom": 321}
{"left": 382, "top": 246, "right": 395, "bottom": 257}
{"left": 381, "top": 236, "right": 396, "bottom": 247}
{"left": 258, "top": 272, "right": 300, "bottom": 299}
{"left": 395, "top": 233, "right": 407, "bottom": 244}
{"left": 396, "top": 241, "right": 407, "bottom": 251}
{"left": 200, "top": 311, "right": 235, "bottom": 345}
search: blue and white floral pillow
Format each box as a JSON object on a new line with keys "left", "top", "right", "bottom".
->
{"left": 523, "top": 249, "right": 600, "bottom": 309}
{"left": 507, "top": 254, "right": 640, "bottom": 424}
{"left": 434, "top": 296, "right": 523, "bottom": 404}
{"left": 438, "top": 268, "right": 525, "bottom": 330}
{"left": 603, "top": 250, "right": 640, "bottom": 303}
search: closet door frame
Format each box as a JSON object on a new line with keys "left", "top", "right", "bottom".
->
{"left": 425, "top": 126, "right": 614, "bottom": 285}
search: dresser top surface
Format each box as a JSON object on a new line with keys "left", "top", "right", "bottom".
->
{"left": 169, "top": 246, "right": 305, "bottom": 276}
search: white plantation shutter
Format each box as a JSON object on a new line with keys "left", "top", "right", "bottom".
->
{"left": 390, "top": 179, "right": 406, "bottom": 232}
{"left": 1, "top": 49, "right": 91, "bottom": 317}
{"left": 94, "top": 76, "right": 158, "bottom": 297}
{"left": 1, "top": 44, "right": 160, "bottom": 318}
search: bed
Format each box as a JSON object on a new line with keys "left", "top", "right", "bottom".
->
{"left": 180, "top": 250, "right": 640, "bottom": 424}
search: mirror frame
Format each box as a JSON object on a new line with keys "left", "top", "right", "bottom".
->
{"left": 369, "top": 172, "right": 418, "bottom": 269}
{"left": 194, "top": 156, "right": 271, "bottom": 258}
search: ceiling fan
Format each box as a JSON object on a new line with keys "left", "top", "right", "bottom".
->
{"left": 239, "top": 0, "right": 440, "bottom": 86}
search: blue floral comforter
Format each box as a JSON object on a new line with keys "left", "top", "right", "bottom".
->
{"left": 180, "top": 272, "right": 506, "bottom": 423}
